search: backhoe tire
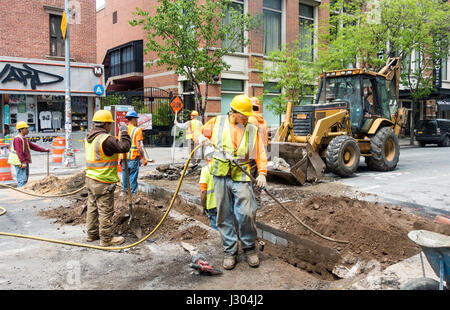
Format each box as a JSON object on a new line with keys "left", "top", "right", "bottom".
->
{"left": 326, "top": 135, "right": 360, "bottom": 177}
{"left": 366, "top": 127, "right": 400, "bottom": 171}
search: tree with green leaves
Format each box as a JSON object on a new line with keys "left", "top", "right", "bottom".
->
{"left": 257, "top": 40, "right": 319, "bottom": 115}
{"left": 317, "top": 0, "right": 450, "bottom": 142}
{"left": 130, "top": 0, "right": 260, "bottom": 121}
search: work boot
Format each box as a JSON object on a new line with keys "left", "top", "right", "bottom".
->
{"left": 100, "top": 236, "right": 125, "bottom": 247}
{"left": 245, "top": 249, "right": 259, "bottom": 268}
{"left": 86, "top": 235, "right": 100, "bottom": 242}
{"left": 223, "top": 255, "right": 237, "bottom": 270}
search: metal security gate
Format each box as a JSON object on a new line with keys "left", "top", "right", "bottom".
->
{"left": 100, "top": 87, "right": 174, "bottom": 146}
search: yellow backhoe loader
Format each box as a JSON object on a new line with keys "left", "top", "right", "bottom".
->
{"left": 268, "top": 57, "right": 408, "bottom": 185}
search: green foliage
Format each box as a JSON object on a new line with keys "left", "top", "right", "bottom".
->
{"left": 257, "top": 40, "right": 319, "bottom": 114}
{"left": 153, "top": 104, "right": 171, "bottom": 126}
{"left": 317, "top": 0, "right": 450, "bottom": 100}
{"left": 130, "top": 0, "right": 261, "bottom": 119}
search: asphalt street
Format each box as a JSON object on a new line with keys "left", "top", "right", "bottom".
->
{"left": 335, "top": 144, "right": 450, "bottom": 218}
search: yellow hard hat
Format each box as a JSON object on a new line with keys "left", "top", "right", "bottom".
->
{"left": 16, "top": 121, "right": 29, "bottom": 130}
{"left": 191, "top": 110, "right": 199, "bottom": 116}
{"left": 250, "top": 97, "right": 260, "bottom": 106}
{"left": 92, "top": 110, "right": 114, "bottom": 123}
{"left": 230, "top": 95, "right": 253, "bottom": 116}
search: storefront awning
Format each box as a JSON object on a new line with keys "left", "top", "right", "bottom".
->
{"left": 0, "top": 56, "right": 105, "bottom": 97}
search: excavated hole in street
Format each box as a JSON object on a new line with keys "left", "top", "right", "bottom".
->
{"left": 32, "top": 172, "right": 450, "bottom": 282}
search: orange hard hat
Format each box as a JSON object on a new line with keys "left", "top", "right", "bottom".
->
{"left": 250, "top": 97, "right": 260, "bottom": 106}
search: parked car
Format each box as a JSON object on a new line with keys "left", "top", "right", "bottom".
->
{"left": 415, "top": 119, "right": 450, "bottom": 147}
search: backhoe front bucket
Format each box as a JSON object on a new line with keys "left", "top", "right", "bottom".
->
{"left": 267, "top": 142, "right": 326, "bottom": 185}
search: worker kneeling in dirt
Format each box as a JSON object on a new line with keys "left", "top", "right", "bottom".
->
{"left": 198, "top": 94, "right": 267, "bottom": 270}
{"left": 199, "top": 160, "right": 218, "bottom": 231}
{"left": 120, "top": 110, "right": 148, "bottom": 195}
{"left": 84, "top": 110, "right": 131, "bottom": 247}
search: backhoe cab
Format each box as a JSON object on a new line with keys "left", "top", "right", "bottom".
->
{"left": 269, "top": 57, "right": 408, "bottom": 184}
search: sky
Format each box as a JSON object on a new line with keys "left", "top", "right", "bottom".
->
{"left": 96, "top": 0, "right": 105, "bottom": 10}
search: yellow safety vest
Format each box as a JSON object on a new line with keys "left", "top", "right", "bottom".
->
{"left": 85, "top": 133, "right": 119, "bottom": 184}
{"left": 200, "top": 165, "right": 216, "bottom": 210}
{"left": 209, "top": 115, "right": 257, "bottom": 182}
{"left": 127, "top": 125, "right": 141, "bottom": 160}
{"left": 8, "top": 135, "right": 31, "bottom": 166}
{"left": 186, "top": 119, "right": 202, "bottom": 140}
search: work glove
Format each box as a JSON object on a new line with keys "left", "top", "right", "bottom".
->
{"left": 256, "top": 174, "right": 267, "bottom": 189}
{"left": 143, "top": 158, "right": 148, "bottom": 166}
{"left": 197, "top": 134, "right": 211, "bottom": 146}
{"left": 204, "top": 145, "right": 214, "bottom": 160}
{"left": 119, "top": 124, "right": 128, "bottom": 132}
{"left": 224, "top": 151, "right": 234, "bottom": 162}
{"left": 46, "top": 148, "right": 50, "bottom": 153}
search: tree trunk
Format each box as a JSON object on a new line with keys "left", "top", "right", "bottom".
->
{"left": 409, "top": 99, "right": 416, "bottom": 145}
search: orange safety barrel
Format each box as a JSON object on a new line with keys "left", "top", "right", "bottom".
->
{"left": 0, "top": 143, "right": 13, "bottom": 182}
{"left": 52, "top": 136, "right": 66, "bottom": 163}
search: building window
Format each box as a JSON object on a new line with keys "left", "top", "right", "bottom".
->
{"left": 263, "top": 82, "right": 282, "bottom": 126}
{"left": 442, "top": 56, "right": 448, "bottom": 81}
{"left": 50, "top": 14, "right": 64, "bottom": 57}
{"left": 110, "top": 50, "right": 120, "bottom": 77}
{"left": 263, "top": 0, "right": 282, "bottom": 55}
{"left": 222, "top": 0, "right": 244, "bottom": 52}
{"left": 113, "top": 11, "right": 117, "bottom": 24}
{"left": 299, "top": 3, "right": 314, "bottom": 61}
{"left": 221, "top": 79, "right": 244, "bottom": 113}
{"left": 221, "top": 79, "right": 244, "bottom": 92}
{"left": 121, "top": 46, "right": 134, "bottom": 74}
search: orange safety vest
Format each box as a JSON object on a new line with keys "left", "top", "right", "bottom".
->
{"left": 249, "top": 113, "right": 269, "bottom": 146}
{"left": 126, "top": 125, "right": 142, "bottom": 160}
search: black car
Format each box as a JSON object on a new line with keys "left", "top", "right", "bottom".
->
{"left": 415, "top": 119, "right": 450, "bottom": 147}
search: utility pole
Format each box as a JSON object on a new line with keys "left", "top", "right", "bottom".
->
{"left": 63, "top": 0, "right": 76, "bottom": 167}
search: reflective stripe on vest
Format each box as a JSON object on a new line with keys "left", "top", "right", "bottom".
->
{"left": 85, "top": 133, "right": 119, "bottom": 184}
{"left": 127, "top": 126, "right": 140, "bottom": 160}
{"left": 186, "top": 119, "right": 202, "bottom": 140}
{"left": 201, "top": 165, "right": 216, "bottom": 210}
{"left": 209, "top": 115, "right": 257, "bottom": 182}
{"left": 8, "top": 135, "right": 31, "bottom": 166}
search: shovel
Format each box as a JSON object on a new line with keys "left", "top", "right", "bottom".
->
{"left": 123, "top": 155, "right": 143, "bottom": 239}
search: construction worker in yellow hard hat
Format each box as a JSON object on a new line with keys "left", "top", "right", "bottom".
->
{"left": 197, "top": 94, "right": 267, "bottom": 270}
{"left": 84, "top": 109, "right": 131, "bottom": 247}
{"left": 174, "top": 109, "right": 203, "bottom": 165}
{"left": 8, "top": 121, "right": 50, "bottom": 187}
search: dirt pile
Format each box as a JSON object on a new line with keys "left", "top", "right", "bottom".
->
{"left": 23, "top": 171, "right": 86, "bottom": 195}
{"left": 38, "top": 189, "right": 208, "bottom": 241}
{"left": 141, "top": 164, "right": 201, "bottom": 181}
{"left": 257, "top": 194, "right": 450, "bottom": 279}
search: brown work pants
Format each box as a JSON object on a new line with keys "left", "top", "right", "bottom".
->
{"left": 85, "top": 177, "right": 116, "bottom": 243}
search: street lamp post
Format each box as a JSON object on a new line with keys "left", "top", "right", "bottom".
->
{"left": 63, "top": 0, "right": 76, "bottom": 167}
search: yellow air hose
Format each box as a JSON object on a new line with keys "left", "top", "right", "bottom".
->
{"left": 0, "top": 144, "right": 202, "bottom": 251}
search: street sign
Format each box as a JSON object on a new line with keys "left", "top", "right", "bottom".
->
{"left": 170, "top": 96, "right": 183, "bottom": 113}
{"left": 61, "top": 11, "right": 68, "bottom": 40}
{"left": 94, "top": 84, "right": 104, "bottom": 96}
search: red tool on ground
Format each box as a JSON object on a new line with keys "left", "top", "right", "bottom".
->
{"left": 190, "top": 254, "right": 222, "bottom": 276}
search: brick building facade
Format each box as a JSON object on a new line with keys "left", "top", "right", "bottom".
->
{"left": 97, "top": 0, "right": 328, "bottom": 127}
{"left": 0, "top": 0, "right": 102, "bottom": 139}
